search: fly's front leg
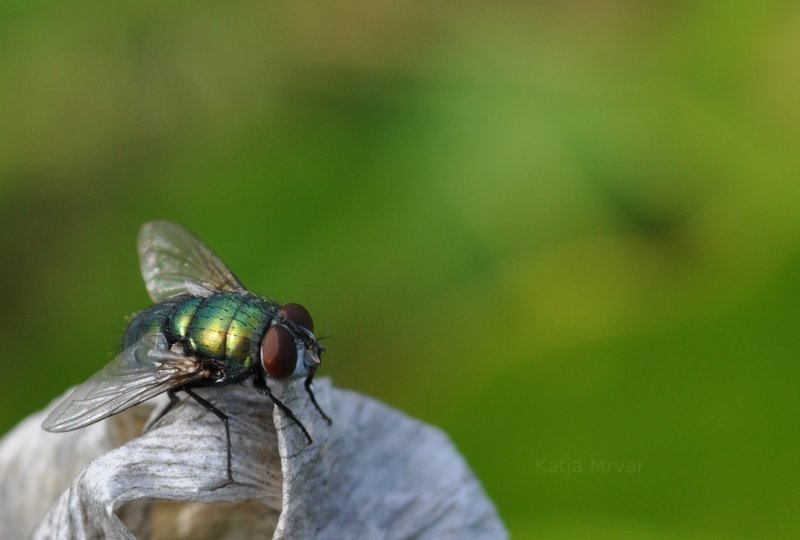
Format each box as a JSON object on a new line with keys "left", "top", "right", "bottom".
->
{"left": 254, "top": 377, "right": 313, "bottom": 445}
{"left": 304, "top": 372, "right": 332, "bottom": 425}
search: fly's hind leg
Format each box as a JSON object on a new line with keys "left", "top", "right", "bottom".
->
{"left": 143, "top": 390, "right": 181, "bottom": 432}
{"left": 183, "top": 388, "right": 233, "bottom": 485}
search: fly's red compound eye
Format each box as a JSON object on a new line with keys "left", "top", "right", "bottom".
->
{"left": 279, "top": 303, "right": 314, "bottom": 332}
{"left": 261, "top": 325, "right": 297, "bottom": 379}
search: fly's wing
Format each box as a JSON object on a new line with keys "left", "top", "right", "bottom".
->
{"left": 138, "top": 221, "right": 245, "bottom": 303}
{"left": 42, "top": 334, "right": 205, "bottom": 432}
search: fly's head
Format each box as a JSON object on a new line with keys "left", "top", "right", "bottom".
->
{"left": 260, "top": 303, "right": 324, "bottom": 381}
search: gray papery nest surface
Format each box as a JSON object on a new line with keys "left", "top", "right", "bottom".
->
{"left": 0, "top": 379, "right": 506, "bottom": 539}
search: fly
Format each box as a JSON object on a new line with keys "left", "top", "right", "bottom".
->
{"left": 42, "top": 221, "right": 331, "bottom": 484}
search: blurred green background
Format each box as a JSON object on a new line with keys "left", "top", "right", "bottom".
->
{"left": 2, "top": 1, "right": 800, "bottom": 538}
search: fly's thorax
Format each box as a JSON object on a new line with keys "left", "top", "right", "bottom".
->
{"left": 227, "top": 297, "right": 275, "bottom": 361}
{"left": 169, "top": 296, "right": 202, "bottom": 340}
{"left": 167, "top": 293, "right": 275, "bottom": 368}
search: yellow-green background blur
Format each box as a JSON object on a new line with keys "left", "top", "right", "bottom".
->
{"left": 3, "top": 2, "right": 800, "bottom": 538}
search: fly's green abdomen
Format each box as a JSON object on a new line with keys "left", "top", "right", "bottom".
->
{"left": 123, "top": 301, "right": 179, "bottom": 348}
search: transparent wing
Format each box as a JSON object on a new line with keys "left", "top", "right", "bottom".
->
{"left": 138, "top": 221, "right": 245, "bottom": 303}
{"left": 42, "top": 334, "right": 205, "bottom": 432}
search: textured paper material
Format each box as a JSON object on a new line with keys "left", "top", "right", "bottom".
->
{"left": 0, "top": 379, "right": 506, "bottom": 539}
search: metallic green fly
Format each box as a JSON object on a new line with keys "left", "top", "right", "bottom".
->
{"left": 42, "top": 221, "right": 330, "bottom": 483}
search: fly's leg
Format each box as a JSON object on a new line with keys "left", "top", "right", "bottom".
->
{"left": 304, "top": 372, "right": 332, "bottom": 425}
{"left": 255, "top": 377, "right": 313, "bottom": 445}
{"left": 144, "top": 390, "right": 181, "bottom": 432}
{"left": 183, "top": 388, "right": 233, "bottom": 485}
